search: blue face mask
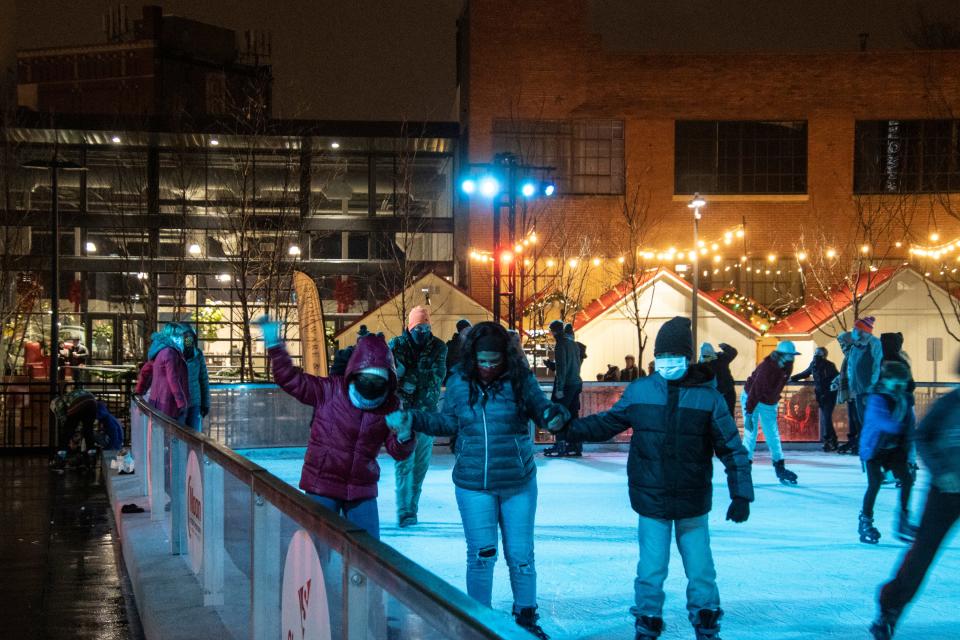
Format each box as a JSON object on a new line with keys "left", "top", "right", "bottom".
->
{"left": 349, "top": 383, "right": 386, "bottom": 410}
{"left": 410, "top": 324, "right": 432, "bottom": 344}
{"left": 655, "top": 356, "right": 688, "bottom": 381}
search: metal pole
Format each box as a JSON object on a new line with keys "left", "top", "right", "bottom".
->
{"left": 691, "top": 210, "right": 699, "bottom": 352}
{"left": 507, "top": 159, "right": 517, "bottom": 330}
{"left": 50, "top": 164, "right": 60, "bottom": 448}
{"left": 492, "top": 194, "right": 501, "bottom": 324}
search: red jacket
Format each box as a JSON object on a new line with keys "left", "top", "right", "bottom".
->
{"left": 268, "top": 334, "right": 415, "bottom": 501}
{"left": 744, "top": 356, "right": 793, "bottom": 414}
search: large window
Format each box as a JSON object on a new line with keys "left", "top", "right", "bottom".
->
{"left": 675, "top": 121, "right": 807, "bottom": 194}
{"left": 855, "top": 120, "right": 960, "bottom": 193}
{"left": 492, "top": 119, "right": 624, "bottom": 195}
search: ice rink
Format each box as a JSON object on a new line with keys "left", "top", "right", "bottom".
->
{"left": 240, "top": 448, "right": 960, "bottom": 639}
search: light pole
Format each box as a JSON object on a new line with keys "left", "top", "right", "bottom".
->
{"left": 21, "top": 155, "right": 87, "bottom": 449}
{"left": 688, "top": 193, "right": 706, "bottom": 351}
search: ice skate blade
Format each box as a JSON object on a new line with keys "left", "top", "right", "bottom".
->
{"left": 778, "top": 478, "right": 798, "bottom": 486}
{"left": 859, "top": 536, "right": 880, "bottom": 545}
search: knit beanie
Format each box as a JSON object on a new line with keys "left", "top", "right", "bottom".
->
{"left": 549, "top": 319, "right": 564, "bottom": 335}
{"left": 408, "top": 305, "right": 431, "bottom": 330}
{"left": 655, "top": 317, "right": 693, "bottom": 358}
{"left": 475, "top": 333, "right": 507, "bottom": 353}
{"left": 456, "top": 319, "right": 472, "bottom": 333}
{"left": 854, "top": 316, "right": 875, "bottom": 334}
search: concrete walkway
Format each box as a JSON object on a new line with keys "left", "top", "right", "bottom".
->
{"left": 0, "top": 454, "right": 142, "bottom": 640}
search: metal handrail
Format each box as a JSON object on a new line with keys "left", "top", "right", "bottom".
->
{"left": 133, "top": 395, "right": 527, "bottom": 639}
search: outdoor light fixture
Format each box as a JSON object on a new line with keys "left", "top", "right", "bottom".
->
{"left": 188, "top": 243, "right": 202, "bottom": 255}
{"left": 330, "top": 141, "right": 340, "bottom": 149}
{"left": 217, "top": 273, "right": 232, "bottom": 283}
{"left": 111, "top": 135, "right": 121, "bottom": 143}
{"left": 85, "top": 241, "right": 97, "bottom": 253}
{"left": 210, "top": 138, "right": 220, "bottom": 146}
{"left": 521, "top": 180, "right": 537, "bottom": 198}
{"left": 543, "top": 181, "right": 556, "bottom": 197}
{"left": 687, "top": 193, "right": 706, "bottom": 348}
{"left": 478, "top": 176, "right": 501, "bottom": 198}
{"left": 288, "top": 245, "right": 301, "bottom": 256}
{"left": 460, "top": 178, "right": 477, "bottom": 195}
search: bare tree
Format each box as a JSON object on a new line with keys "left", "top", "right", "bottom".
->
{"left": 795, "top": 193, "right": 914, "bottom": 337}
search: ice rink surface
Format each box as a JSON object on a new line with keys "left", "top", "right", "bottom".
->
{"left": 240, "top": 448, "right": 959, "bottom": 640}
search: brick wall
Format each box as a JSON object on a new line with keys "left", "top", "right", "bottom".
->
{"left": 463, "top": 0, "right": 960, "bottom": 308}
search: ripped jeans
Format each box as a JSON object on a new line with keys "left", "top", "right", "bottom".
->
{"left": 455, "top": 477, "right": 538, "bottom": 611}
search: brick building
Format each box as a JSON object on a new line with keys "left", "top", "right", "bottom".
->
{"left": 16, "top": 5, "right": 271, "bottom": 118}
{"left": 458, "top": 0, "right": 960, "bottom": 320}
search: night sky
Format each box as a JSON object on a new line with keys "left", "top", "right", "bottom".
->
{"left": 14, "top": 1, "right": 960, "bottom": 122}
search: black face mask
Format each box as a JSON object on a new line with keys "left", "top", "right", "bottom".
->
{"left": 184, "top": 345, "right": 196, "bottom": 360}
{"left": 354, "top": 374, "right": 388, "bottom": 400}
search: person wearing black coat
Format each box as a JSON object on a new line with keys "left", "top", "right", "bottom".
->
{"left": 552, "top": 317, "right": 753, "bottom": 640}
{"left": 791, "top": 346, "right": 841, "bottom": 451}
{"left": 699, "top": 342, "right": 738, "bottom": 417}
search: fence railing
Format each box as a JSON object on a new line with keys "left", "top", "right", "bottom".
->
{"left": 0, "top": 377, "right": 133, "bottom": 449}
{"left": 129, "top": 395, "right": 528, "bottom": 640}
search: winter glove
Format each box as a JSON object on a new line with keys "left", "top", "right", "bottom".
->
{"left": 726, "top": 498, "right": 750, "bottom": 523}
{"left": 386, "top": 410, "right": 413, "bottom": 443}
{"left": 200, "top": 405, "right": 209, "bottom": 418}
{"left": 253, "top": 315, "right": 283, "bottom": 349}
{"left": 543, "top": 405, "right": 570, "bottom": 433}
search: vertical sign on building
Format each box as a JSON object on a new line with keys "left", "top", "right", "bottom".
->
{"left": 293, "top": 271, "right": 328, "bottom": 376}
{"left": 185, "top": 450, "right": 203, "bottom": 574}
{"left": 281, "top": 529, "right": 331, "bottom": 640}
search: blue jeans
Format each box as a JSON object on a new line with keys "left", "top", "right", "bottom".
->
{"left": 455, "top": 477, "right": 538, "bottom": 611}
{"left": 740, "top": 392, "right": 784, "bottom": 462}
{"left": 308, "top": 494, "right": 380, "bottom": 540}
{"left": 185, "top": 406, "right": 202, "bottom": 432}
{"left": 632, "top": 514, "right": 720, "bottom": 624}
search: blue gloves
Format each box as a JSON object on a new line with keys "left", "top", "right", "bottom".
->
{"left": 386, "top": 410, "right": 413, "bottom": 442}
{"left": 254, "top": 315, "right": 283, "bottom": 349}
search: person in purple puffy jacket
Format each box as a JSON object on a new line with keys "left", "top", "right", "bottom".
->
{"left": 256, "top": 315, "right": 415, "bottom": 539}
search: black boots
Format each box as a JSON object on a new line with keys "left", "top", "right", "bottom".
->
{"left": 694, "top": 609, "right": 723, "bottom": 640}
{"left": 514, "top": 607, "right": 549, "bottom": 639}
{"left": 870, "top": 607, "right": 901, "bottom": 640}
{"left": 773, "top": 459, "right": 798, "bottom": 485}
{"left": 859, "top": 511, "right": 881, "bottom": 544}
{"left": 634, "top": 615, "right": 664, "bottom": 640}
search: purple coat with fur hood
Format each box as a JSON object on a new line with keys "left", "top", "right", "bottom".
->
{"left": 268, "top": 334, "right": 415, "bottom": 501}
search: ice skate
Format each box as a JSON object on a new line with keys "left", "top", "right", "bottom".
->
{"left": 774, "top": 459, "right": 798, "bottom": 485}
{"left": 822, "top": 437, "right": 839, "bottom": 452}
{"left": 543, "top": 441, "right": 567, "bottom": 457}
{"left": 869, "top": 607, "right": 900, "bottom": 640}
{"left": 634, "top": 615, "right": 664, "bottom": 640}
{"left": 694, "top": 609, "right": 723, "bottom": 639}
{"left": 859, "top": 512, "right": 881, "bottom": 544}
{"left": 895, "top": 509, "right": 917, "bottom": 544}
{"left": 514, "top": 607, "right": 549, "bottom": 639}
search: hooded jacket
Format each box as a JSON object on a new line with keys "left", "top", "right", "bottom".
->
{"left": 880, "top": 332, "right": 916, "bottom": 399}
{"left": 703, "top": 343, "right": 738, "bottom": 408}
{"left": 744, "top": 355, "right": 793, "bottom": 414}
{"left": 846, "top": 332, "right": 883, "bottom": 396}
{"left": 553, "top": 335, "right": 583, "bottom": 391}
{"left": 859, "top": 388, "right": 914, "bottom": 463}
{"left": 268, "top": 334, "right": 415, "bottom": 501}
{"left": 181, "top": 327, "right": 211, "bottom": 413}
{"left": 411, "top": 365, "right": 558, "bottom": 491}
{"left": 389, "top": 329, "right": 447, "bottom": 411}
{"left": 565, "top": 364, "right": 753, "bottom": 520}
{"left": 144, "top": 332, "right": 190, "bottom": 419}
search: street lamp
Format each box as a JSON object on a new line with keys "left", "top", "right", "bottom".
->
{"left": 688, "top": 193, "right": 706, "bottom": 350}
{"left": 460, "top": 154, "right": 555, "bottom": 327}
{"left": 21, "top": 156, "right": 87, "bottom": 448}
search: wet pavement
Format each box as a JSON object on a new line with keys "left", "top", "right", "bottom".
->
{"left": 0, "top": 455, "right": 142, "bottom": 640}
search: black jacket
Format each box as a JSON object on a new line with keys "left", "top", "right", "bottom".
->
{"left": 565, "top": 364, "right": 754, "bottom": 520}
{"left": 791, "top": 356, "right": 839, "bottom": 406}
{"left": 704, "top": 343, "right": 737, "bottom": 405}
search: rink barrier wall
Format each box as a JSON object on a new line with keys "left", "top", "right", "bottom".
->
{"left": 203, "top": 381, "right": 959, "bottom": 450}
{"left": 129, "top": 395, "right": 530, "bottom": 640}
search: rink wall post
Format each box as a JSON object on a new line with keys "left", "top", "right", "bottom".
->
{"left": 251, "top": 492, "right": 281, "bottom": 637}
{"left": 202, "top": 453, "right": 224, "bottom": 606}
{"left": 346, "top": 566, "right": 370, "bottom": 639}
{"left": 170, "top": 438, "right": 187, "bottom": 555}
{"left": 149, "top": 417, "right": 164, "bottom": 521}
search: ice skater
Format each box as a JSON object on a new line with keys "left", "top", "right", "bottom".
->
{"left": 390, "top": 306, "right": 447, "bottom": 528}
{"left": 857, "top": 361, "right": 917, "bottom": 545}
{"left": 870, "top": 362, "right": 960, "bottom": 639}
{"left": 741, "top": 341, "right": 800, "bottom": 484}
{"left": 544, "top": 319, "right": 584, "bottom": 457}
{"left": 699, "top": 342, "right": 738, "bottom": 417}
{"left": 791, "top": 346, "right": 840, "bottom": 451}
{"left": 840, "top": 317, "right": 883, "bottom": 455}
{"left": 550, "top": 316, "right": 754, "bottom": 640}
{"left": 256, "top": 315, "right": 415, "bottom": 540}
{"left": 386, "top": 321, "right": 567, "bottom": 639}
